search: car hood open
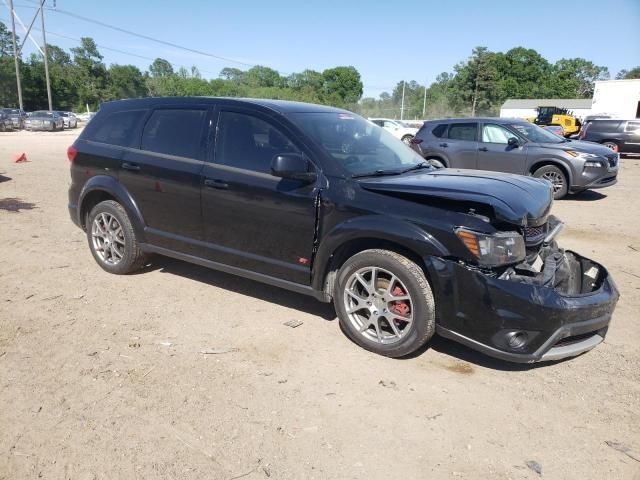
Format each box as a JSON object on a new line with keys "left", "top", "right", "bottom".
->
{"left": 358, "top": 169, "right": 553, "bottom": 226}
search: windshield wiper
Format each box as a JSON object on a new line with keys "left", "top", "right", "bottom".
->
{"left": 401, "top": 161, "right": 432, "bottom": 174}
{"left": 351, "top": 169, "right": 403, "bottom": 179}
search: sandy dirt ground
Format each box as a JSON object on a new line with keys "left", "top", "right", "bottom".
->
{"left": 0, "top": 129, "right": 639, "bottom": 480}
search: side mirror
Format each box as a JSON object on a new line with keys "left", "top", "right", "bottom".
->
{"left": 271, "top": 153, "right": 316, "bottom": 183}
{"left": 507, "top": 137, "right": 520, "bottom": 147}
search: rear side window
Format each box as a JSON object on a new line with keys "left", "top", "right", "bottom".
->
{"left": 141, "top": 109, "right": 207, "bottom": 159}
{"left": 215, "top": 111, "right": 299, "bottom": 173}
{"left": 431, "top": 124, "right": 447, "bottom": 138}
{"left": 86, "top": 110, "right": 147, "bottom": 147}
{"left": 448, "top": 123, "right": 477, "bottom": 141}
{"left": 624, "top": 121, "right": 640, "bottom": 133}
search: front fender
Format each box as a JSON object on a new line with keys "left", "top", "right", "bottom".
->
{"left": 78, "top": 175, "right": 146, "bottom": 241}
{"left": 311, "top": 215, "right": 449, "bottom": 291}
{"left": 530, "top": 158, "right": 575, "bottom": 186}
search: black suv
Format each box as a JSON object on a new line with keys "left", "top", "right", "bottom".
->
{"left": 578, "top": 119, "right": 640, "bottom": 153}
{"left": 68, "top": 97, "right": 618, "bottom": 362}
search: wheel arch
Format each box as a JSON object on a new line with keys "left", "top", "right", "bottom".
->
{"left": 311, "top": 216, "right": 448, "bottom": 300}
{"left": 78, "top": 175, "right": 146, "bottom": 241}
{"left": 529, "top": 159, "right": 572, "bottom": 186}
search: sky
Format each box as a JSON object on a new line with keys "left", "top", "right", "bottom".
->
{"left": 3, "top": 0, "right": 640, "bottom": 97}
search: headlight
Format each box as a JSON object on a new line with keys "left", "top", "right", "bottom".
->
{"left": 455, "top": 228, "right": 526, "bottom": 267}
{"left": 584, "top": 160, "right": 605, "bottom": 168}
{"left": 566, "top": 150, "right": 600, "bottom": 160}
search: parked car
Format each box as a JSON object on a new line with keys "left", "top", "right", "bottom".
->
{"left": 578, "top": 119, "right": 640, "bottom": 154}
{"left": 543, "top": 125, "right": 565, "bottom": 137}
{"left": 0, "top": 112, "right": 11, "bottom": 131}
{"left": 76, "top": 112, "right": 96, "bottom": 122}
{"left": 410, "top": 118, "right": 619, "bottom": 199}
{"left": 57, "top": 111, "right": 78, "bottom": 129}
{"left": 369, "top": 118, "right": 418, "bottom": 144}
{"left": 24, "top": 111, "right": 64, "bottom": 131}
{"left": 67, "top": 98, "right": 618, "bottom": 363}
{"left": 1, "top": 107, "right": 27, "bottom": 129}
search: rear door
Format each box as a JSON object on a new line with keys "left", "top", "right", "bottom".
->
{"left": 477, "top": 122, "right": 526, "bottom": 174}
{"left": 119, "top": 106, "right": 210, "bottom": 254}
{"left": 443, "top": 122, "right": 478, "bottom": 168}
{"left": 623, "top": 120, "right": 640, "bottom": 153}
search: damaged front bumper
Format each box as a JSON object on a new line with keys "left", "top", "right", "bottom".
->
{"left": 426, "top": 249, "right": 619, "bottom": 363}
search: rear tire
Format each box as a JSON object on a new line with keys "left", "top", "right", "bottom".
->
{"left": 334, "top": 249, "right": 435, "bottom": 358}
{"left": 87, "top": 200, "right": 147, "bottom": 274}
{"left": 401, "top": 134, "right": 414, "bottom": 145}
{"left": 601, "top": 140, "right": 619, "bottom": 152}
{"left": 533, "top": 165, "right": 568, "bottom": 199}
{"left": 426, "top": 157, "right": 446, "bottom": 169}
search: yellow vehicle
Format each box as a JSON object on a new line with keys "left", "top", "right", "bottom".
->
{"left": 531, "top": 106, "right": 582, "bottom": 137}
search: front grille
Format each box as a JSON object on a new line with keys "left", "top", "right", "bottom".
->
{"left": 553, "top": 332, "right": 599, "bottom": 347}
{"left": 606, "top": 153, "right": 618, "bottom": 168}
{"left": 524, "top": 223, "right": 547, "bottom": 245}
{"left": 597, "top": 176, "right": 616, "bottom": 185}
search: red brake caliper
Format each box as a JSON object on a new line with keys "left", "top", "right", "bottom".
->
{"left": 391, "top": 286, "right": 410, "bottom": 318}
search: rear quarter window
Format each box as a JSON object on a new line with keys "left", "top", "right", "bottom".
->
{"left": 84, "top": 109, "right": 148, "bottom": 148}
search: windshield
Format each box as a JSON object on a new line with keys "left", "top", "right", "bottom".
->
{"left": 290, "top": 112, "right": 425, "bottom": 176}
{"left": 32, "top": 111, "right": 53, "bottom": 118}
{"left": 509, "top": 122, "right": 565, "bottom": 144}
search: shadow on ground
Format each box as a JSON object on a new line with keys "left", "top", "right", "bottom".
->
{"left": 152, "top": 255, "right": 337, "bottom": 320}
{"left": 0, "top": 174, "right": 11, "bottom": 184}
{"left": 569, "top": 190, "right": 607, "bottom": 202}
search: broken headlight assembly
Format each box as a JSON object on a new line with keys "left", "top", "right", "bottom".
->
{"left": 455, "top": 228, "right": 526, "bottom": 267}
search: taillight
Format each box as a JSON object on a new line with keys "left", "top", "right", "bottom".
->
{"left": 67, "top": 145, "right": 77, "bottom": 162}
{"left": 410, "top": 137, "right": 423, "bottom": 145}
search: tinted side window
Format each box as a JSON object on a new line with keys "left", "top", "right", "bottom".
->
{"left": 448, "top": 123, "right": 477, "bottom": 141}
{"left": 141, "top": 109, "right": 207, "bottom": 159}
{"left": 432, "top": 124, "right": 447, "bottom": 138}
{"left": 215, "top": 111, "right": 299, "bottom": 173}
{"left": 371, "top": 120, "right": 384, "bottom": 127}
{"left": 624, "top": 121, "right": 640, "bottom": 133}
{"left": 85, "top": 109, "right": 148, "bottom": 147}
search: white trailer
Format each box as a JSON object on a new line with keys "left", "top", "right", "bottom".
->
{"left": 591, "top": 79, "right": 640, "bottom": 119}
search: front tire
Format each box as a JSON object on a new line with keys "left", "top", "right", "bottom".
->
{"left": 533, "top": 165, "right": 568, "bottom": 199}
{"left": 87, "top": 200, "right": 147, "bottom": 274}
{"left": 334, "top": 249, "right": 435, "bottom": 358}
{"left": 426, "top": 157, "right": 446, "bottom": 169}
{"left": 401, "top": 134, "right": 414, "bottom": 145}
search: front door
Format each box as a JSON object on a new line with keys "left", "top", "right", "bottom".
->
{"left": 477, "top": 123, "right": 526, "bottom": 174}
{"left": 201, "top": 108, "right": 319, "bottom": 285}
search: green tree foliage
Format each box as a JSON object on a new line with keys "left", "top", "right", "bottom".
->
{"left": 616, "top": 66, "right": 640, "bottom": 80}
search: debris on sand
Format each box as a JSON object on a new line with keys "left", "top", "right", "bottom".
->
{"left": 200, "top": 347, "right": 237, "bottom": 355}
{"left": 525, "top": 460, "right": 542, "bottom": 476}
{"left": 283, "top": 319, "right": 303, "bottom": 328}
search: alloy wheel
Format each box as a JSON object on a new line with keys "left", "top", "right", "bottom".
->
{"left": 91, "top": 212, "right": 125, "bottom": 265}
{"left": 541, "top": 171, "right": 564, "bottom": 193}
{"left": 343, "top": 267, "right": 413, "bottom": 344}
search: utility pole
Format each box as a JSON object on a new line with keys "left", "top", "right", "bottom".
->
{"left": 8, "top": 0, "right": 23, "bottom": 110}
{"left": 400, "top": 81, "right": 406, "bottom": 120}
{"left": 422, "top": 83, "right": 427, "bottom": 118}
{"left": 40, "top": 0, "right": 53, "bottom": 111}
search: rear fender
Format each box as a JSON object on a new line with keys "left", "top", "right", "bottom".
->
{"left": 78, "top": 175, "right": 146, "bottom": 241}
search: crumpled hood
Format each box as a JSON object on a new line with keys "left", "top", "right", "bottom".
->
{"left": 358, "top": 169, "right": 553, "bottom": 226}
{"left": 538, "top": 139, "right": 614, "bottom": 156}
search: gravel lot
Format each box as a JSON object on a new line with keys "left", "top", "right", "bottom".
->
{"left": 1, "top": 130, "right": 639, "bottom": 480}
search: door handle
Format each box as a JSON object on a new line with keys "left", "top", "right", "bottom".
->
{"left": 204, "top": 178, "right": 229, "bottom": 190}
{"left": 439, "top": 143, "right": 448, "bottom": 147}
{"left": 478, "top": 147, "right": 488, "bottom": 152}
{"left": 121, "top": 162, "right": 140, "bottom": 172}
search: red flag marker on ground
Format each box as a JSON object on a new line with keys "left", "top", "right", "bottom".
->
{"left": 13, "top": 153, "right": 28, "bottom": 163}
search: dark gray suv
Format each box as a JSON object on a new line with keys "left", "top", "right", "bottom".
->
{"left": 410, "top": 118, "right": 619, "bottom": 199}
